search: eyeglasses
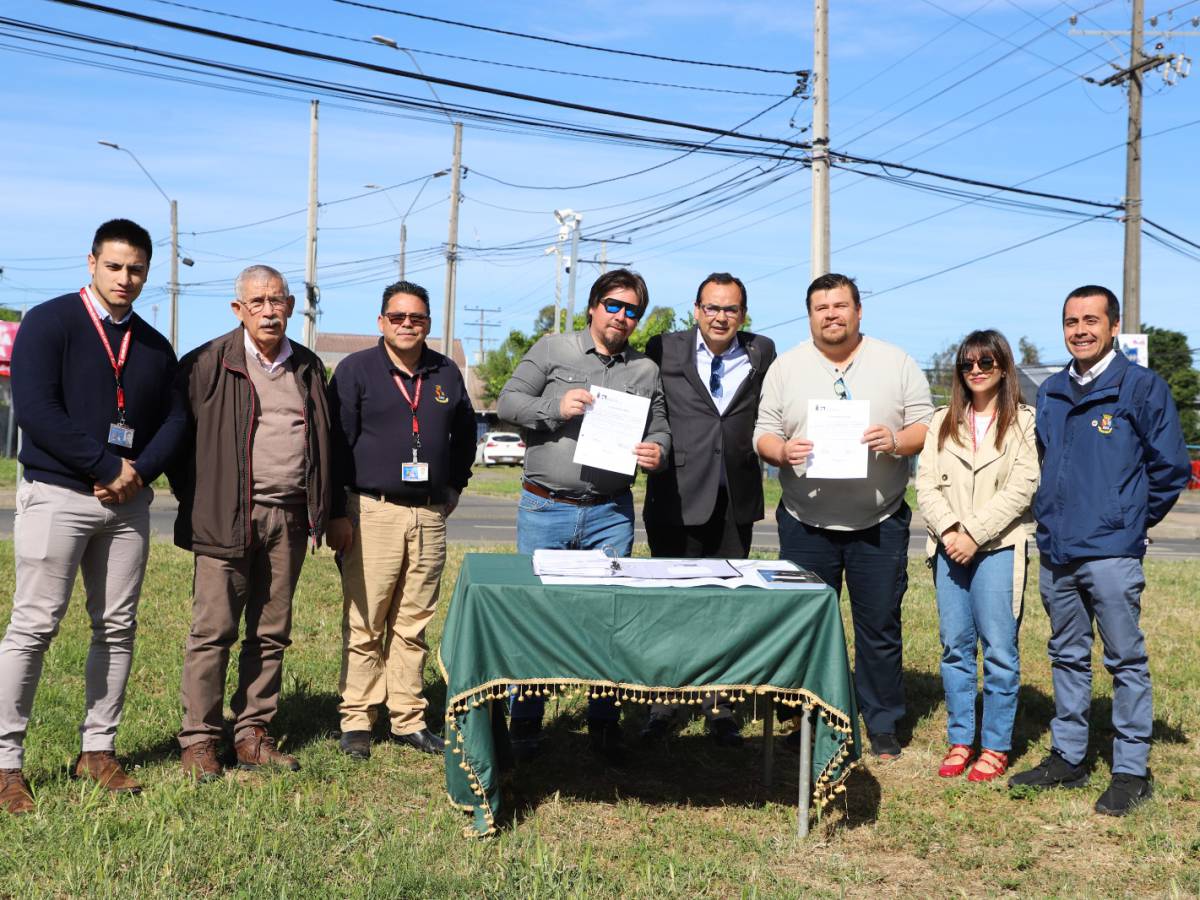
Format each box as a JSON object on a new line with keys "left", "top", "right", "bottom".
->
{"left": 957, "top": 357, "right": 997, "bottom": 374}
{"left": 384, "top": 311, "right": 431, "bottom": 326}
{"left": 709, "top": 353, "right": 722, "bottom": 394}
{"left": 600, "top": 299, "right": 642, "bottom": 320}
{"left": 698, "top": 303, "right": 742, "bottom": 319}
{"left": 240, "top": 296, "right": 289, "bottom": 314}
{"left": 834, "top": 376, "right": 850, "bottom": 400}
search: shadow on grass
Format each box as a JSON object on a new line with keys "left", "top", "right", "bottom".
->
{"left": 495, "top": 707, "right": 878, "bottom": 834}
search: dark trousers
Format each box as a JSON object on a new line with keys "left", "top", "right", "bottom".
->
{"left": 776, "top": 502, "right": 911, "bottom": 736}
{"left": 645, "top": 485, "right": 750, "bottom": 725}
{"left": 645, "top": 485, "right": 753, "bottom": 559}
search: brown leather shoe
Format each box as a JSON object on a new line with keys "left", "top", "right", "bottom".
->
{"left": 234, "top": 726, "right": 299, "bottom": 772}
{"left": 0, "top": 769, "right": 34, "bottom": 814}
{"left": 73, "top": 751, "right": 142, "bottom": 794}
{"left": 181, "top": 739, "right": 223, "bottom": 783}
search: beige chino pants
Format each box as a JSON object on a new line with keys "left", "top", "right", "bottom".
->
{"left": 337, "top": 493, "right": 447, "bottom": 735}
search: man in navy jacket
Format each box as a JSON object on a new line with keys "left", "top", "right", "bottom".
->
{"left": 0, "top": 219, "right": 185, "bottom": 814}
{"left": 1009, "top": 285, "right": 1189, "bottom": 816}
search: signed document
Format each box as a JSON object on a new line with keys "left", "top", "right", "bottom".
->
{"left": 805, "top": 399, "right": 870, "bottom": 479}
{"left": 572, "top": 384, "right": 651, "bottom": 476}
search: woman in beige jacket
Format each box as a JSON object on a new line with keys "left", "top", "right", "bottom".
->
{"left": 915, "top": 330, "right": 1038, "bottom": 783}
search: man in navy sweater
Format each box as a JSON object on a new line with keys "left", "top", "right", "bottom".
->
{"left": 1009, "top": 285, "right": 1190, "bottom": 816}
{"left": 327, "top": 280, "right": 475, "bottom": 760}
{"left": 0, "top": 219, "right": 185, "bottom": 815}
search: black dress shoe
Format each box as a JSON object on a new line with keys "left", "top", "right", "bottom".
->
{"left": 339, "top": 730, "right": 371, "bottom": 761}
{"left": 392, "top": 728, "right": 446, "bottom": 755}
{"left": 868, "top": 732, "right": 902, "bottom": 760}
{"left": 588, "top": 719, "right": 627, "bottom": 768}
{"left": 709, "top": 718, "right": 744, "bottom": 749}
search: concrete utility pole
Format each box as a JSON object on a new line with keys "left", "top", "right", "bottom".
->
{"left": 463, "top": 305, "right": 500, "bottom": 365}
{"left": 561, "top": 213, "right": 580, "bottom": 336}
{"left": 169, "top": 199, "right": 179, "bottom": 350}
{"left": 1073, "top": 7, "right": 1195, "bottom": 333}
{"left": 303, "top": 100, "right": 320, "bottom": 348}
{"left": 1123, "top": 0, "right": 1145, "bottom": 333}
{"left": 810, "top": 0, "right": 830, "bottom": 281}
{"left": 443, "top": 122, "right": 463, "bottom": 363}
{"left": 545, "top": 244, "right": 563, "bottom": 333}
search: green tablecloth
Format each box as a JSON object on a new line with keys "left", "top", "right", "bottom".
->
{"left": 438, "top": 553, "right": 860, "bottom": 836}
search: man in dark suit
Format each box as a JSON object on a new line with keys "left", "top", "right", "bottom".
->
{"left": 643, "top": 272, "right": 776, "bottom": 558}
{"left": 641, "top": 272, "right": 777, "bottom": 746}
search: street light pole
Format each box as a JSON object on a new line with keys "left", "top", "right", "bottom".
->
{"left": 365, "top": 169, "right": 449, "bottom": 283}
{"left": 98, "top": 140, "right": 189, "bottom": 351}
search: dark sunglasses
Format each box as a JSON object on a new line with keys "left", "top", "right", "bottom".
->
{"left": 958, "top": 357, "right": 997, "bottom": 374}
{"left": 600, "top": 298, "right": 642, "bottom": 320}
{"left": 384, "top": 311, "right": 430, "bottom": 326}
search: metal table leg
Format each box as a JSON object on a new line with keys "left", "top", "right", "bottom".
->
{"left": 797, "top": 705, "right": 812, "bottom": 838}
{"left": 761, "top": 693, "right": 775, "bottom": 787}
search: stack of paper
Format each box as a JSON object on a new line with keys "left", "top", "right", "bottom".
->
{"left": 531, "top": 549, "right": 617, "bottom": 577}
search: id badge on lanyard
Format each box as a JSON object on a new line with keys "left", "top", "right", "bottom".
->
{"left": 393, "top": 371, "right": 429, "bottom": 482}
{"left": 81, "top": 290, "right": 135, "bottom": 448}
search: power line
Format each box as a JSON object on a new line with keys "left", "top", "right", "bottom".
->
{"left": 331, "top": 0, "right": 805, "bottom": 76}
{"left": 43, "top": 0, "right": 809, "bottom": 150}
{"left": 140, "top": 0, "right": 793, "bottom": 98}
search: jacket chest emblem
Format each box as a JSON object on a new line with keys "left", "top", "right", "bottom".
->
{"left": 1093, "top": 413, "right": 1114, "bottom": 435}
{"left": 434, "top": 384, "right": 449, "bottom": 404}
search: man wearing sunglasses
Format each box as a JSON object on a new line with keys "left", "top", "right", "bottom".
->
{"left": 172, "top": 264, "right": 332, "bottom": 782}
{"left": 754, "top": 273, "right": 933, "bottom": 761}
{"left": 326, "top": 281, "right": 475, "bottom": 761}
{"left": 497, "top": 268, "right": 671, "bottom": 765}
{"left": 1008, "top": 285, "right": 1188, "bottom": 816}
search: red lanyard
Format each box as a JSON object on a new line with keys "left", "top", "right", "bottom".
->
{"left": 391, "top": 371, "right": 423, "bottom": 449}
{"left": 969, "top": 407, "right": 995, "bottom": 452}
{"left": 80, "top": 289, "right": 133, "bottom": 423}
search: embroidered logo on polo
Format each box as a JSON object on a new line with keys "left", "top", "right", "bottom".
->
{"left": 434, "top": 384, "right": 449, "bottom": 403}
{"left": 1095, "top": 413, "right": 1114, "bottom": 435}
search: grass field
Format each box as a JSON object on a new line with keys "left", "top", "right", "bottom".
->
{"left": 0, "top": 540, "right": 1197, "bottom": 897}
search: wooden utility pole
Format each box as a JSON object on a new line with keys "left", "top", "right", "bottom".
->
{"left": 443, "top": 122, "right": 463, "bottom": 363}
{"left": 303, "top": 99, "right": 320, "bottom": 348}
{"left": 399, "top": 222, "right": 407, "bottom": 281}
{"left": 810, "top": 0, "right": 830, "bottom": 281}
{"left": 169, "top": 198, "right": 179, "bottom": 351}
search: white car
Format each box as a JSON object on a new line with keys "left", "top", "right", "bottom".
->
{"left": 475, "top": 431, "right": 526, "bottom": 467}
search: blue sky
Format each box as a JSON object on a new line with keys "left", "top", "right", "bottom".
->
{"left": 1, "top": 0, "right": 1197, "bottom": 372}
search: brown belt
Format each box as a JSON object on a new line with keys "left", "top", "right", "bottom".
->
{"left": 522, "top": 480, "right": 613, "bottom": 507}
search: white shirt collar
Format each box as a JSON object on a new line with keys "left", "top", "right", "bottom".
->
{"left": 82, "top": 285, "right": 133, "bottom": 325}
{"left": 1069, "top": 347, "right": 1117, "bottom": 386}
{"left": 243, "top": 329, "right": 293, "bottom": 375}
{"left": 695, "top": 330, "right": 743, "bottom": 360}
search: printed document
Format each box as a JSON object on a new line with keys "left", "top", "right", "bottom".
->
{"left": 572, "top": 385, "right": 651, "bottom": 476}
{"left": 805, "top": 399, "right": 870, "bottom": 479}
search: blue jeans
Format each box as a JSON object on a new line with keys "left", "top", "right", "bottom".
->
{"left": 1040, "top": 557, "right": 1150, "bottom": 775}
{"left": 776, "top": 503, "right": 910, "bottom": 736}
{"left": 935, "top": 548, "right": 1020, "bottom": 752}
{"left": 510, "top": 488, "right": 634, "bottom": 724}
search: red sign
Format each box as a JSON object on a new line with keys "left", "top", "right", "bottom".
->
{"left": 0, "top": 320, "right": 19, "bottom": 377}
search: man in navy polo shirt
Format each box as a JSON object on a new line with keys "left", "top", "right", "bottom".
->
{"left": 0, "top": 219, "right": 185, "bottom": 815}
{"left": 1009, "top": 285, "right": 1189, "bottom": 816}
{"left": 327, "top": 280, "right": 475, "bottom": 761}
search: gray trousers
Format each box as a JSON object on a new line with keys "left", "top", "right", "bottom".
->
{"left": 0, "top": 480, "right": 152, "bottom": 768}
{"left": 178, "top": 503, "right": 308, "bottom": 747}
{"left": 1040, "top": 557, "right": 1152, "bottom": 775}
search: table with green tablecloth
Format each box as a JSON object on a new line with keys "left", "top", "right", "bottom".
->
{"left": 438, "top": 553, "right": 861, "bottom": 836}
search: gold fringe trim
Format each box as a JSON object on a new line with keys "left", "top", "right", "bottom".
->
{"left": 443, "top": 680, "right": 858, "bottom": 834}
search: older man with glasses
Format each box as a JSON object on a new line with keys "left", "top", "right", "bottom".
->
{"left": 638, "top": 272, "right": 777, "bottom": 748}
{"left": 326, "top": 280, "right": 475, "bottom": 762}
{"left": 754, "top": 273, "right": 933, "bottom": 761}
{"left": 171, "top": 264, "right": 331, "bottom": 782}
{"left": 497, "top": 268, "right": 671, "bottom": 765}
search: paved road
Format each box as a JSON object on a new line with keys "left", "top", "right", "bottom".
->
{"left": 1, "top": 492, "right": 1196, "bottom": 559}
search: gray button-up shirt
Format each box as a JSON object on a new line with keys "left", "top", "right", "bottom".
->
{"left": 497, "top": 330, "right": 671, "bottom": 496}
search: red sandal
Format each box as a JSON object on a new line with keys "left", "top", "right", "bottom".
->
{"left": 938, "top": 744, "right": 975, "bottom": 778}
{"left": 967, "top": 749, "right": 1009, "bottom": 782}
